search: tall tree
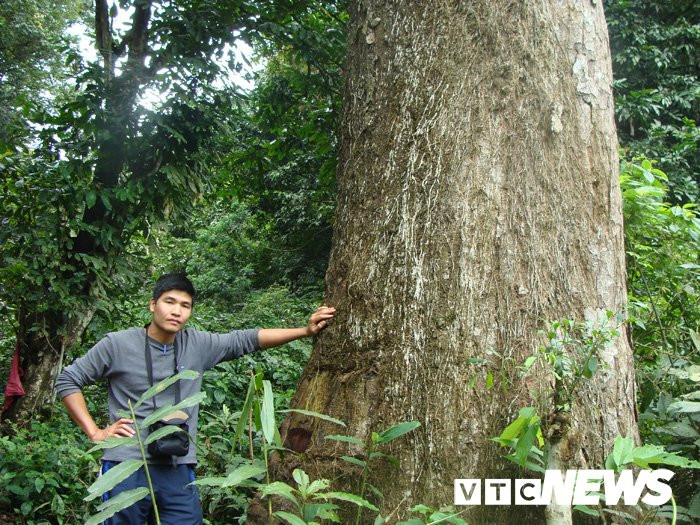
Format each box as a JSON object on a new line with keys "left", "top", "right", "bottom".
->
{"left": 277, "top": 1, "right": 638, "bottom": 523}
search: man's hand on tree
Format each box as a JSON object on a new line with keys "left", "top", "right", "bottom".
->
{"left": 90, "top": 418, "right": 135, "bottom": 441}
{"left": 306, "top": 306, "right": 336, "bottom": 336}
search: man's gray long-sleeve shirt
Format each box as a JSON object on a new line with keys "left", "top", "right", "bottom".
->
{"left": 56, "top": 326, "right": 260, "bottom": 465}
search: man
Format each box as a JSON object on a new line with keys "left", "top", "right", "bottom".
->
{"left": 56, "top": 273, "right": 335, "bottom": 524}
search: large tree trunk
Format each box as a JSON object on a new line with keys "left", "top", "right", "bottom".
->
{"left": 277, "top": 1, "right": 638, "bottom": 523}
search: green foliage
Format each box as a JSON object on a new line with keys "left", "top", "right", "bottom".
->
{"left": 0, "top": 0, "right": 84, "bottom": 147}
{"left": 606, "top": 0, "right": 700, "bottom": 201}
{"left": 195, "top": 370, "right": 346, "bottom": 523}
{"left": 262, "top": 468, "right": 377, "bottom": 524}
{"left": 622, "top": 157, "right": 700, "bottom": 404}
{"left": 526, "top": 313, "right": 621, "bottom": 412}
{"left": 192, "top": 286, "right": 319, "bottom": 422}
{"left": 606, "top": 435, "right": 700, "bottom": 471}
{"left": 326, "top": 421, "right": 421, "bottom": 525}
{"left": 0, "top": 417, "right": 97, "bottom": 524}
{"left": 622, "top": 156, "right": 700, "bottom": 483}
{"left": 213, "top": 2, "right": 347, "bottom": 292}
{"left": 492, "top": 407, "right": 545, "bottom": 473}
{"left": 596, "top": 436, "right": 700, "bottom": 524}
{"left": 494, "top": 314, "right": 619, "bottom": 475}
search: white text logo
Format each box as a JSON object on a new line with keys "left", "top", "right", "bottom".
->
{"left": 454, "top": 470, "right": 674, "bottom": 506}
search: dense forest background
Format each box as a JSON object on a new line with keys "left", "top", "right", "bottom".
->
{"left": 0, "top": 0, "right": 698, "bottom": 523}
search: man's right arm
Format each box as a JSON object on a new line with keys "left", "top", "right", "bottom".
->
{"left": 62, "top": 392, "right": 134, "bottom": 441}
{"left": 57, "top": 335, "right": 134, "bottom": 441}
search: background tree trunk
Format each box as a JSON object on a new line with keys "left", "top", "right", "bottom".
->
{"left": 1, "top": 306, "right": 96, "bottom": 429}
{"left": 278, "top": 0, "right": 638, "bottom": 522}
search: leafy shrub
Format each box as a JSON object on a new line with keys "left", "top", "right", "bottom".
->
{"left": 621, "top": 157, "right": 700, "bottom": 418}
{"left": 622, "top": 155, "right": 700, "bottom": 513}
{"left": 0, "top": 416, "right": 98, "bottom": 524}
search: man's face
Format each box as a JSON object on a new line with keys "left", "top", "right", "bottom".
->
{"left": 149, "top": 289, "right": 193, "bottom": 335}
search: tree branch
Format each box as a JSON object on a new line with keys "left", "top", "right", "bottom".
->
{"left": 95, "top": 0, "right": 113, "bottom": 79}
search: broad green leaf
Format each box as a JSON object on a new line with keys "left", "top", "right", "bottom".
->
{"left": 274, "top": 511, "right": 307, "bottom": 525}
{"left": 367, "top": 483, "right": 384, "bottom": 500}
{"left": 84, "top": 460, "right": 143, "bottom": 501}
{"left": 302, "top": 502, "right": 339, "bottom": 522}
{"left": 340, "top": 456, "right": 367, "bottom": 468}
{"left": 134, "top": 370, "right": 199, "bottom": 410}
{"left": 302, "top": 502, "right": 324, "bottom": 523}
{"left": 611, "top": 435, "right": 635, "bottom": 469}
{"left": 274, "top": 424, "right": 283, "bottom": 449}
{"left": 630, "top": 445, "right": 700, "bottom": 469}
{"left": 306, "top": 479, "right": 331, "bottom": 496}
{"left": 85, "top": 488, "right": 149, "bottom": 525}
{"left": 293, "top": 469, "right": 310, "bottom": 490}
{"left": 377, "top": 421, "right": 421, "bottom": 444}
{"left": 583, "top": 355, "right": 598, "bottom": 378}
{"left": 486, "top": 371, "right": 494, "bottom": 389}
{"left": 95, "top": 487, "right": 149, "bottom": 512}
{"left": 687, "top": 365, "right": 700, "bottom": 382}
{"left": 514, "top": 423, "right": 538, "bottom": 466}
{"left": 141, "top": 391, "right": 206, "bottom": 427}
{"left": 427, "top": 511, "right": 463, "bottom": 524}
{"left": 324, "top": 435, "right": 365, "bottom": 447}
{"left": 189, "top": 476, "right": 227, "bottom": 487}
{"left": 260, "top": 481, "right": 299, "bottom": 506}
{"left": 223, "top": 464, "right": 267, "bottom": 487}
{"left": 658, "top": 421, "right": 700, "bottom": 439}
{"left": 261, "top": 380, "right": 276, "bottom": 445}
{"left": 518, "top": 407, "right": 537, "bottom": 419}
{"left": 504, "top": 455, "right": 546, "bottom": 473}
{"left": 34, "top": 478, "right": 45, "bottom": 493}
{"left": 143, "top": 424, "right": 187, "bottom": 446}
{"left": 316, "top": 491, "right": 379, "bottom": 511}
{"left": 87, "top": 436, "right": 135, "bottom": 453}
{"left": 657, "top": 392, "right": 672, "bottom": 417}
{"left": 690, "top": 330, "right": 700, "bottom": 353}
{"left": 233, "top": 376, "right": 256, "bottom": 445}
{"left": 668, "top": 401, "right": 700, "bottom": 415}
{"left": 312, "top": 503, "right": 340, "bottom": 522}
{"left": 574, "top": 505, "right": 600, "bottom": 517}
{"left": 410, "top": 504, "right": 432, "bottom": 514}
{"left": 86, "top": 191, "right": 97, "bottom": 209}
{"left": 498, "top": 417, "right": 528, "bottom": 443}
{"left": 279, "top": 409, "right": 346, "bottom": 427}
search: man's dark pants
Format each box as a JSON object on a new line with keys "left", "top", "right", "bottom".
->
{"left": 102, "top": 461, "right": 203, "bottom": 524}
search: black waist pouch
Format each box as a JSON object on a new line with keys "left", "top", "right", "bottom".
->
{"left": 147, "top": 418, "right": 189, "bottom": 457}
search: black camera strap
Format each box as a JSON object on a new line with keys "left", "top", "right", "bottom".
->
{"left": 144, "top": 328, "right": 181, "bottom": 411}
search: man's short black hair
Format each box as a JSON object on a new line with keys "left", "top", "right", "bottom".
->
{"left": 153, "top": 273, "right": 196, "bottom": 305}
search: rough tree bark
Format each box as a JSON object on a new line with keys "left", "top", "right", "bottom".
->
{"left": 1, "top": 306, "right": 96, "bottom": 427}
{"left": 277, "top": 1, "right": 638, "bottom": 523}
